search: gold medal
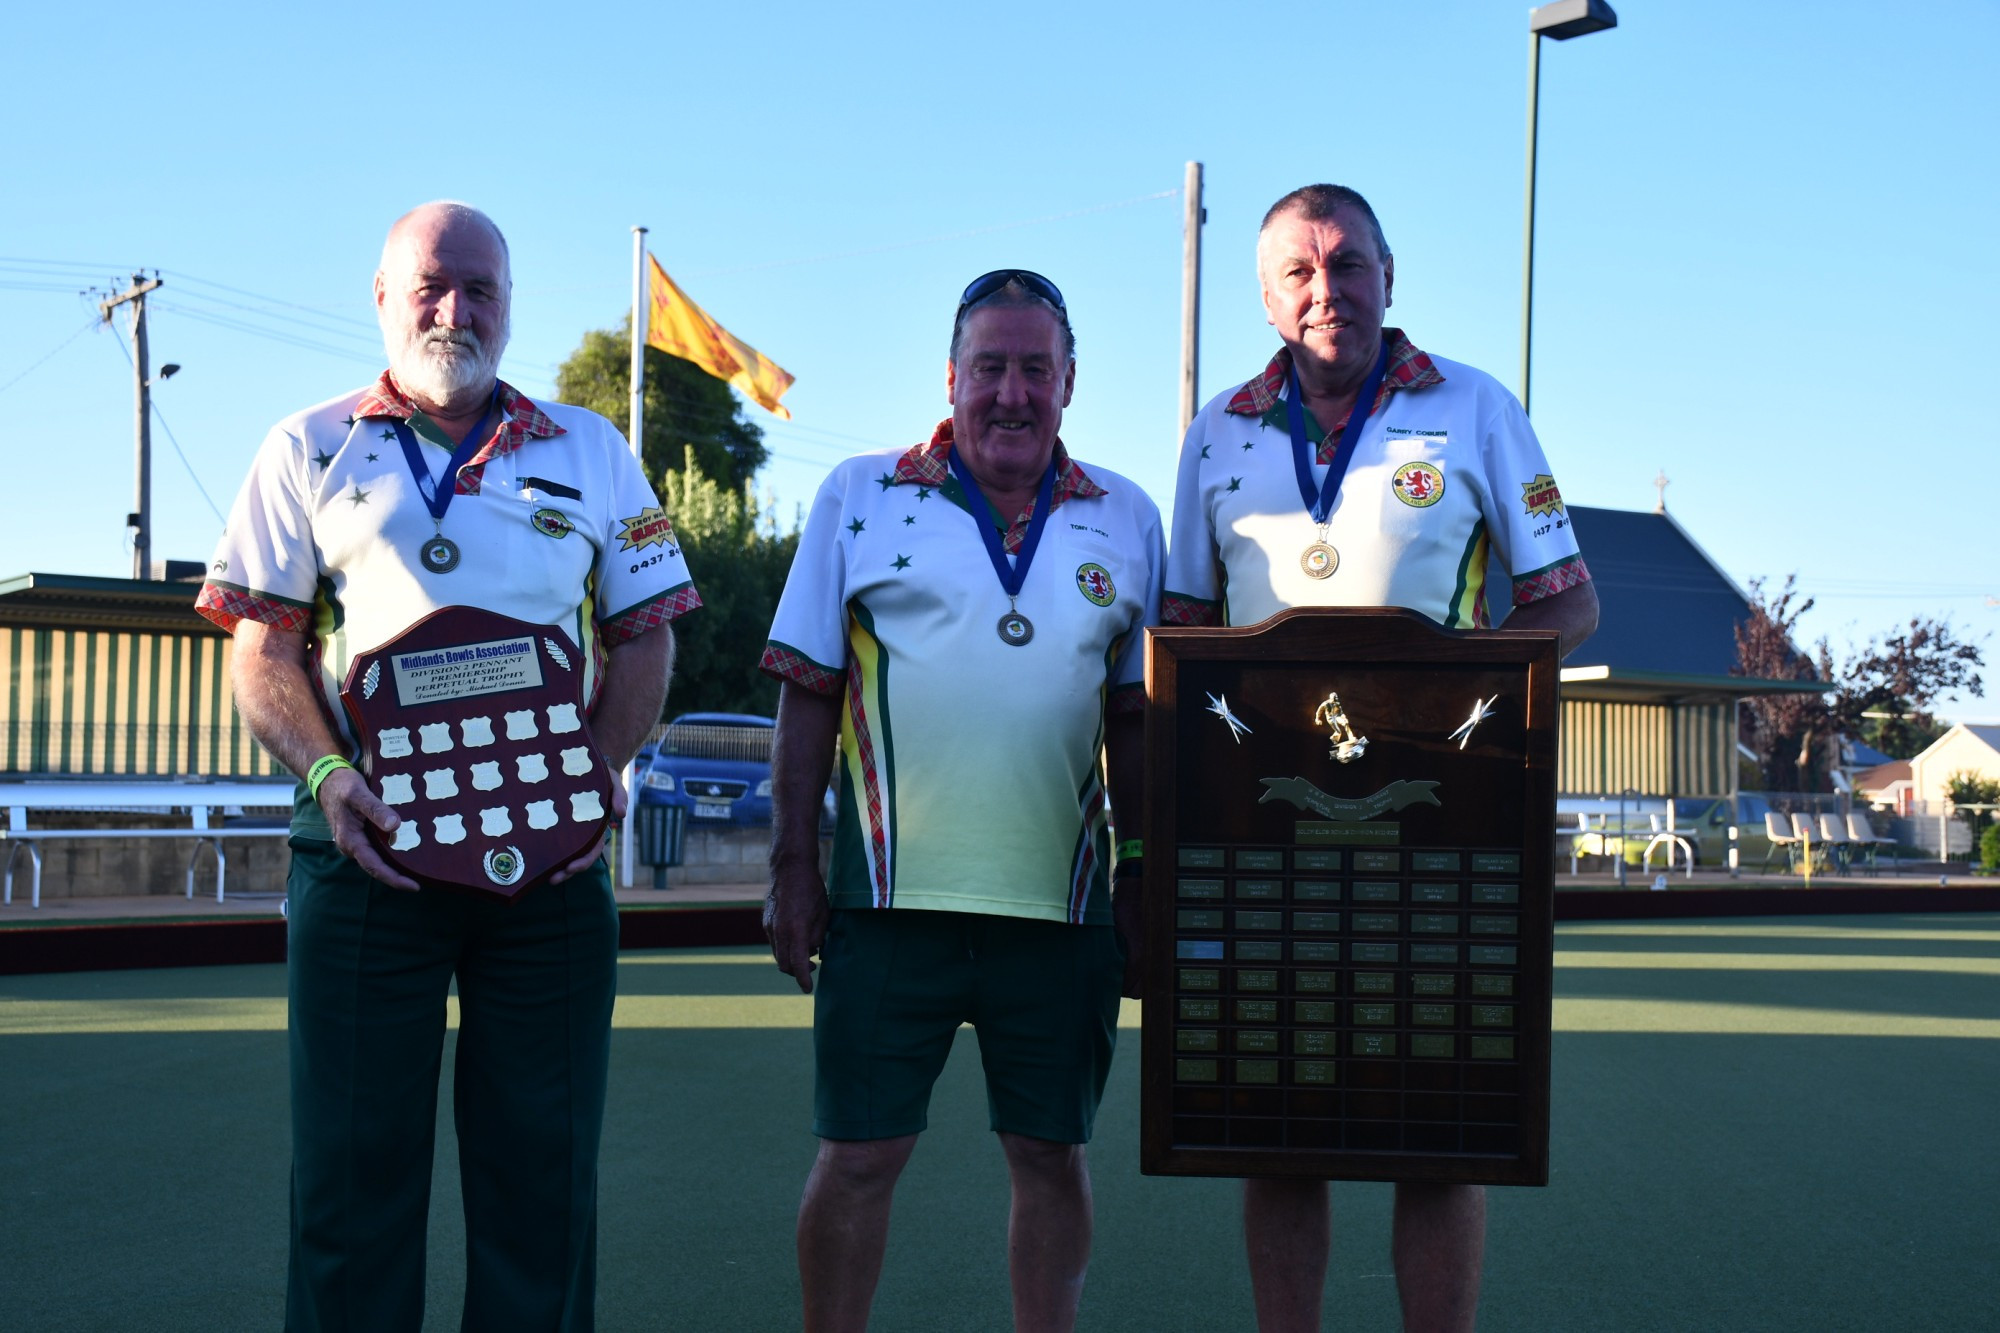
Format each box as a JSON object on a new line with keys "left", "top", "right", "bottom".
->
{"left": 1301, "top": 542, "right": 1338, "bottom": 579}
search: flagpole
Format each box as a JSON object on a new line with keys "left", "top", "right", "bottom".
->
{"left": 621, "top": 225, "right": 648, "bottom": 892}
{"left": 629, "top": 226, "right": 648, "bottom": 460}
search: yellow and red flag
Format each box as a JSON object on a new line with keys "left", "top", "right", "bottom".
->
{"left": 644, "top": 254, "right": 795, "bottom": 419}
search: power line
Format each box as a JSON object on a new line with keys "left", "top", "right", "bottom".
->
{"left": 105, "top": 318, "right": 227, "bottom": 528}
{"left": 0, "top": 315, "right": 100, "bottom": 398}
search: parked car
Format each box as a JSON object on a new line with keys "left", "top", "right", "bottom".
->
{"left": 634, "top": 712, "right": 834, "bottom": 829}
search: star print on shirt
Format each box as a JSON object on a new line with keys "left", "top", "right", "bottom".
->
{"left": 1199, "top": 443, "right": 1211, "bottom": 459}
{"left": 341, "top": 415, "right": 357, "bottom": 429}
{"left": 892, "top": 554, "right": 912, "bottom": 570}
{"left": 1227, "top": 477, "right": 1243, "bottom": 492}
{"left": 1241, "top": 439, "right": 1256, "bottom": 451}
{"left": 876, "top": 473, "right": 897, "bottom": 491}
{"left": 847, "top": 518, "right": 866, "bottom": 535}
{"left": 915, "top": 487, "right": 933, "bottom": 502}
{"left": 901, "top": 515, "right": 916, "bottom": 526}
{"left": 311, "top": 449, "right": 334, "bottom": 470}
{"left": 347, "top": 485, "right": 372, "bottom": 506}
{"left": 380, "top": 428, "right": 397, "bottom": 441}
{"left": 366, "top": 452, "right": 380, "bottom": 462}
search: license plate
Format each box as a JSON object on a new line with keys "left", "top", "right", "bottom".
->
{"left": 694, "top": 802, "right": 731, "bottom": 819}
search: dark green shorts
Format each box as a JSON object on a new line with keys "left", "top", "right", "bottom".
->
{"left": 812, "top": 907, "right": 1125, "bottom": 1144}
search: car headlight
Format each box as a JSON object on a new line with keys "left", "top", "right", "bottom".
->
{"left": 643, "top": 772, "right": 675, "bottom": 791}
{"left": 755, "top": 778, "right": 773, "bottom": 797}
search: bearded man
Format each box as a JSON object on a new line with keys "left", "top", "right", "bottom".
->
{"left": 197, "top": 201, "right": 696, "bottom": 1332}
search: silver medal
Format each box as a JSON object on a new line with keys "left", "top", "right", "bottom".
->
{"left": 997, "top": 611, "right": 1035, "bottom": 646}
{"left": 420, "top": 535, "right": 461, "bottom": 573}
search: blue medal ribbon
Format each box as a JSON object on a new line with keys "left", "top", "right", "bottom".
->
{"left": 947, "top": 447, "right": 1058, "bottom": 605}
{"left": 391, "top": 395, "right": 499, "bottom": 524}
{"left": 1285, "top": 341, "right": 1390, "bottom": 524}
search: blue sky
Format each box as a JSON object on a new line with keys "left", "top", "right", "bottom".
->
{"left": 4, "top": 0, "right": 1994, "bottom": 715}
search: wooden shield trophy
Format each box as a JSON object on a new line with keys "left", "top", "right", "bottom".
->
{"left": 1141, "top": 608, "right": 1560, "bottom": 1186}
{"left": 341, "top": 606, "right": 614, "bottom": 898}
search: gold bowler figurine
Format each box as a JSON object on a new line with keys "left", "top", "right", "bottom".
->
{"left": 1313, "top": 691, "right": 1369, "bottom": 764}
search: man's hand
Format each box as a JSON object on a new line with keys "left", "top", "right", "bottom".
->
{"left": 764, "top": 861, "right": 830, "bottom": 994}
{"left": 1113, "top": 872, "right": 1144, "bottom": 1000}
{"left": 316, "top": 767, "right": 421, "bottom": 891}
{"left": 550, "top": 771, "right": 627, "bottom": 885}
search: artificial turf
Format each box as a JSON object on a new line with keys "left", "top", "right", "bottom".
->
{"left": 2, "top": 913, "right": 1995, "bottom": 1331}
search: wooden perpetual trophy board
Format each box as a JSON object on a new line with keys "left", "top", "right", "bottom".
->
{"left": 341, "top": 606, "right": 614, "bottom": 898}
{"left": 1140, "top": 608, "right": 1560, "bottom": 1185}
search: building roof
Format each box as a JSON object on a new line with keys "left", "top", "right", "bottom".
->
{"left": 1912, "top": 723, "right": 2000, "bottom": 767}
{"left": 1853, "top": 759, "right": 1912, "bottom": 795}
{"left": 0, "top": 572, "right": 218, "bottom": 635}
{"left": 1557, "top": 506, "right": 1827, "bottom": 703}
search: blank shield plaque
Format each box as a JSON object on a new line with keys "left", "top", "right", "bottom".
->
{"left": 341, "top": 606, "right": 614, "bottom": 898}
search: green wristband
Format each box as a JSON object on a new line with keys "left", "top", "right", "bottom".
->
{"left": 1116, "top": 839, "right": 1144, "bottom": 863}
{"left": 306, "top": 755, "right": 357, "bottom": 802}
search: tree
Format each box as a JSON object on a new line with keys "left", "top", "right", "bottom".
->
{"left": 555, "top": 315, "right": 768, "bottom": 491}
{"left": 1944, "top": 771, "right": 2000, "bottom": 855}
{"left": 653, "top": 447, "right": 798, "bottom": 718}
{"left": 1733, "top": 576, "right": 1835, "bottom": 791}
{"left": 1829, "top": 618, "right": 1985, "bottom": 759}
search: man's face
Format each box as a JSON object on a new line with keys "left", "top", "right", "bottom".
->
{"left": 375, "top": 209, "right": 511, "bottom": 412}
{"left": 947, "top": 302, "right": 1075, "bottom": 495}
{"left": 1258, "top": 204, "right": 1394, "bottom": 386}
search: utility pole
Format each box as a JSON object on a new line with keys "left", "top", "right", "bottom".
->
{"left": 99, "top": 273, "right": 163, "bottom": 579}
{"left": 628, "top": 226, "right": 649, "bottom": 462}
{"left": 1178, "top": 161, "right": 1205, "bottom": 440}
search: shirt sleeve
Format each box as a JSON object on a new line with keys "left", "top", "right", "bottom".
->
{"left": 1162, "top": 407, "right": 1224, "bottom": 626}
{"left": 1108, "top": 495, "right": 1166, "bottom": 715}
{"left": 759, "top": 466, "right": 852, "bottom": 696}
{"left": 592, "top": 426, "right": 702, "bottom": 646}
{"left": 1478, "top": 390, "right": 1588, "bottom": 607}
{"left": 194, "top": 422, "right": 319, "bottom": 633}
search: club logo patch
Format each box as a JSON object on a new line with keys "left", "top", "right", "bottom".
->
{"left": 1392, "top": 462, "right": 1445, "bottom": 508}
{"left": 531, "top": 508, "right": 574, "bottom": 539}
{"left": 483, "top": 846, "right": 526, "bottom": 887}
{"left": 1521, "top": 474, "right": 1565, "bottom": 518}
{"left": 1076, "top": 563, "right": 1116, "bottom": 606}
{"left": 616, "top": 506, "right": 678, "bottom": 552}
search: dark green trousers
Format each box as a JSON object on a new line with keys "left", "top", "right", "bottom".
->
{"left": 284, "top": 840, "right": 619, "bottom": 1333}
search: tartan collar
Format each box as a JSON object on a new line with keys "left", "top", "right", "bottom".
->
{"left": 353, "top": 371, "right": 565, "bottom": 466}
{"left": 894, "top": 420, "right": 1107, "bottom": 505}
{"left": 1224, "top": 327, "right": 1442, "bottom": 420}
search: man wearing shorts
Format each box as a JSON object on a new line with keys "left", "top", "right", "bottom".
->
{"left": 760, "top": 271, "right": 1162, "bottom": 1333}
{"left": 1165, "top": 184, "right": 1598, "bottom": 1332}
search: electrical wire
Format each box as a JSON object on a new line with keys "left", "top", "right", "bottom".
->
{"left": 104, "top": 320, "right": 227, "bottom": 526}
{"left": 0, "top": 315, "right": 101, "bottom": 398}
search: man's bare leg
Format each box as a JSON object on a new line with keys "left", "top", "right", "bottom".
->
{"left": 999, "top": 1132, "right": 1094, "bottom": 1333}
{"left": 1392, "top": 1182, "right": 1485, "bottom": 1333}
{"left": 1244, "top": 1177, "right": 1331, "bottom": 1333}
{"left": 797, "top": 1134, "right": 919, "bottom": 1333}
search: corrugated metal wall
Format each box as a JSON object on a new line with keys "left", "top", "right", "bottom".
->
{"left": 0, "top": 625, "right": 280, "bottom": 777}
{"left": 1559, "top": 699, "right": 1733, "bottom": 797}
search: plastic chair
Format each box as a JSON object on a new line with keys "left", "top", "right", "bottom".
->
{"left": 1763, "top": 811, "right": 1799, "bottom": 870}
{"left": 1846, "top": 812, "right": 1896, "bottom": 872}
{"left": 1817, "top": 813, "right": 1853, "bottom": 872}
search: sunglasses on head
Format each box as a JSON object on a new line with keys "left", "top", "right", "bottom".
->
{"left": 957, "top": 269, "right": 1066, "bottom": 314}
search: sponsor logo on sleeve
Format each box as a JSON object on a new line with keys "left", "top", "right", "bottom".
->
{"left": 616, "top": 507, "right": 678, "bottom": 552}
{"left": 531, "top": 508, "right": 574, "bottom": 539}
{"left": 1076, "top": 563, "right": 1117, "bottom": 606}
{"left": 1392, "top": 462, "right": 1445, "bottom": 508}
{"left": 1521, "top": 474, "right": 1565, "bottom": 518}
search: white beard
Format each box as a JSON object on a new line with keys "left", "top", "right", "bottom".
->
{"left": 383, "top": 319, "right": 509, "bottom": 410}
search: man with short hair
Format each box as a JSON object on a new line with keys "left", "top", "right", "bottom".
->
{"left": 1165, "top": 184, "right": 1598, "bottom": 1333}
{"left": 761, "top": 271, "right": 1161, "bottom": 1333}
{"left": 198, "top": 201, "right": 696, "bottom": 1331}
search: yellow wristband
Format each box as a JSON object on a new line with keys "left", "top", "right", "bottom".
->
{"left": 1116, "top": 839, "right": 1144, "bottom": 863}
{"left": 306, "top": 755, "right": 357, "bottom": 802}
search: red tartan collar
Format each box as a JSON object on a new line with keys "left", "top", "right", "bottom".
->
{"left": 1224, "top": 327, "right": 1442, "bottom": 419}
{"left": 895, "top": 420, "right": 1107, "bottom": 505}
{"left": 353, "top": 371, "right": 565, "bottom": 466}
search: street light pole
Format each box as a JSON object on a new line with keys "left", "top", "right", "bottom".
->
{"left": 1519, "top": 0, "right": 1618, "bottom": 418}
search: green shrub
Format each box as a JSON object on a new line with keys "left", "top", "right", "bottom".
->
{"left": 1981, "top": 823, "right": 2000, "bottom": 872}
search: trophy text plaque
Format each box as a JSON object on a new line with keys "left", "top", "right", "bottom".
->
{"left": 1141, "top": 608, "right": 1560, "bottom": 1186}
{"left": 341, "top": 606, "right": 615, "bottom": 898}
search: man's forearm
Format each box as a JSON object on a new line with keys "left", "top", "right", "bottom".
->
{"left": 770, "top": 682, "right": 841, "bottom": 870}
{"left": 231, "top": 619, "right": 346, "bottom": 779}
{"left": 1104, "top": 712, "right": 1145, "bottom": 847}
{"left": 1504, "top": 579, "right": 1600, "bottom": 659}
{"left": 590, "top": 626, "right": 675, "bottom": 769}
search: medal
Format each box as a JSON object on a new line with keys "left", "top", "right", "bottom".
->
{"left": 948, "top": 447, "right": 1058, "bottom": 651}
{"left": 391, "top": 395, "right": 498, "bottom": 577}
{"left": 1286, "top": 343, "right": 1389, "bottom": 579}
{"left": 420, "top": 535, "right": 462, "bottom": 573}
